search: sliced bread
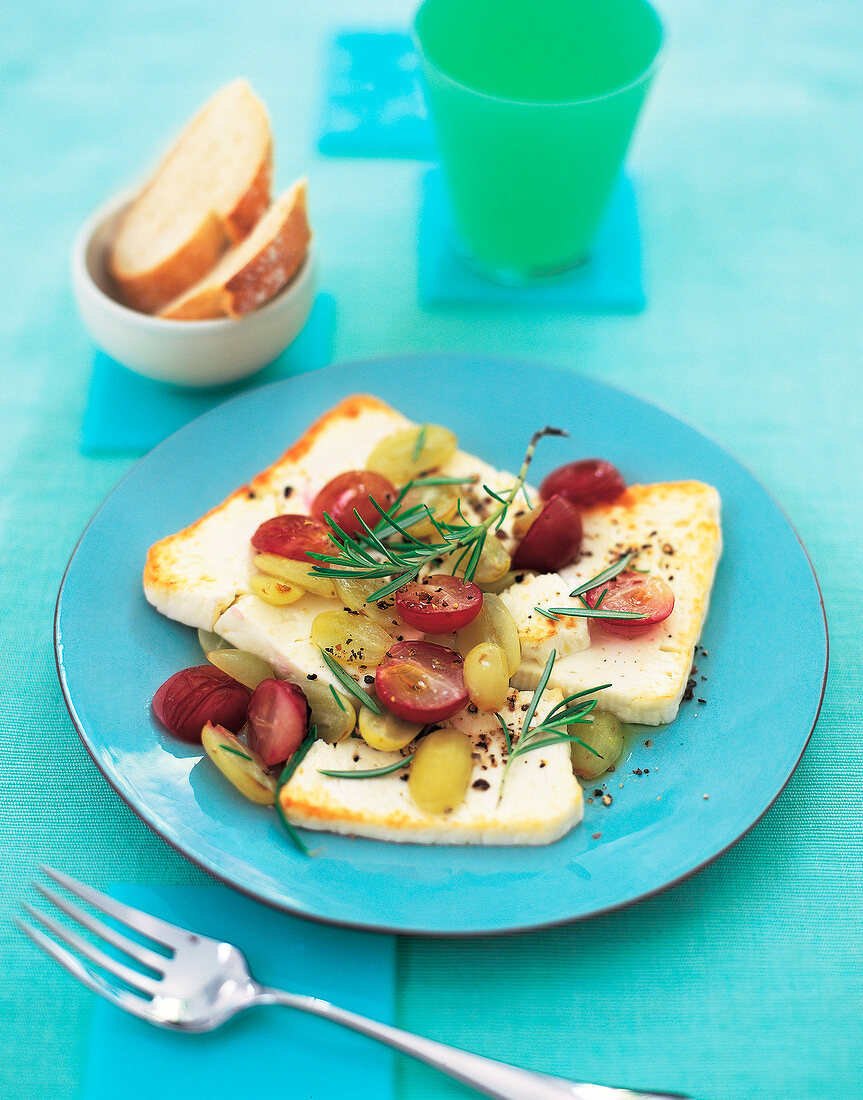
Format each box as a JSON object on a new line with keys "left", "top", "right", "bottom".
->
{"left": 109, "top": 79, "right": 273, "bottom": 313}
{"left": 158, "top": 180, "right": 311, "bottom": 320}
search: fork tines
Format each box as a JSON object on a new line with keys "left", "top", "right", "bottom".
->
{"left": 16, "top": 865, "right": 179, "bottom": 1016}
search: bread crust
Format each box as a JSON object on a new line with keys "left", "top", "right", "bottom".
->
{"left": 108, "top": 80, "right": 273, "bottom": 314}
{"left": 158, "top": 180, "right": 310, "bottom": 320}
{"left": 222, "top": 148, "right": 272, "bottom": 243}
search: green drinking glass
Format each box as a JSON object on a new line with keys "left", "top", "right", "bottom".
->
{"left": 414, "top": 0, "right": 663, "bottom": 283}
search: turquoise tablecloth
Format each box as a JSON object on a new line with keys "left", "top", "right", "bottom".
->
{"left": 3, "top": 2, "right": 861, "bottom": 1098}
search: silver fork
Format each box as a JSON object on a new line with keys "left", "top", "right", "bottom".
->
{"left": 18, "top": 866, "right": 688, "bottom": 1100}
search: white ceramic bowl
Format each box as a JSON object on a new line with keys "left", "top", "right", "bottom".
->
{"left": 71, "top": 191, "right": 317, "bottom": 388}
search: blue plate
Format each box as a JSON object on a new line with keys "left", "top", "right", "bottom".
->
{"left": 55, "top": 356, "right": 827, "bottom": 936}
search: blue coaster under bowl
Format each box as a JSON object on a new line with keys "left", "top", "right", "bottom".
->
{"left": 318, "top": 31, "right": 435, "bottom": 159}
{"left": 418, "top": 170, "right": 645, "bottom": 311}
{"left": 83, "top": 884, "right": 396, "bottom": 1100}
{"left": 81, "top": 293, "right": 336, "bottom": 455}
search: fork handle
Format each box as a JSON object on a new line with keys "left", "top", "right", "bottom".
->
{"left": 254, "top": 986, "right": 683, "bottom": 1100}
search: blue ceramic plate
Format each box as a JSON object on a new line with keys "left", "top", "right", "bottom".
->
{"left": 55, "top": 357, "right": 827, "bottom": 935}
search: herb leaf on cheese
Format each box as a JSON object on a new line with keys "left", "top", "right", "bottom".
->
{"left": 535, "top": 551, "right": 649, "bottom": 621}
{"left": 318, "top": 754, "right": 414, "bottom": 780}
{"left": 319, "top": 648, "right": 382, "bottom": 715}
{"left": 497, "top": 650, "right": 609, "bottom": 802}
{"left": 308, "top": 427, "right": 566, "bottom": 601}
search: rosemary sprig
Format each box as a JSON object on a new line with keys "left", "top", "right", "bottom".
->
{"left": 275, "top": 724, "right": 319, "bottom": 856}
{"left": 319, "top": 648, "right": 381, "bottom": 715}
{"left": 319, "top": 754, "right": 414, "bottom": 780}
{"left": 497, "top": 651, "right": 607, "bottom": 802}
{"left": 568, "top": 551, "right": 635, "bottom": 598}
{"left": 219, "top": 743, "right": 253, "bottom": 761}
{"left": 534, "top": 552, "right": 646, "bottom": 622}
{"left": 494, "top": 711, "right": 512, "bottom": 754}
{"left": 408, "top": 475, "right": 479, "bottom": 488}
{"left": 543, "top": 607, "right": 647, "bottom": 621}
{"left": 309, "top": 427, "right": 566, "bottom": 602}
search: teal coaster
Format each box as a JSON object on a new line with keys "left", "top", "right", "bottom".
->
{"left": 418, "top": 171, "right": 645, "bottom": 311}
{"left": 83, "top": 884, "right": 396, "bottom": 1100}
{"left": 318, "top": 31, "right": 435, "bottom": 159}
{"left": 81, "top": 293, "right": 336, "bottom": 454}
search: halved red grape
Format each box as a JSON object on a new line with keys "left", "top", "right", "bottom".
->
{"left": 251, "top": 514, "right": 332, "bottom": 562}
{"left": 584, "top": 571, "right": 675, "bottom": 638}
{"left": 246, "top": 679, "right": 310, "bottom": 766}
{"left": 311, "top": 471, "right": 397, "bottom": 538}
{"left": 375, "top": 641, "right": 468, "bottom": 723}
{"left": 395, "top": 575, "right": 483, "bottom": 633}
{"left": 540, "top": 459, "right": 625, "bottom": 506}
{"left": 152, "top": 665, "right": 251, "bottom": 743}
{"left": 511, "top": 494, "right": 583, "bottom": 572}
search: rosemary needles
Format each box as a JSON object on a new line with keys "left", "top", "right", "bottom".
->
{"left": 308, "top": 427, "right": 566, "bottom": 602}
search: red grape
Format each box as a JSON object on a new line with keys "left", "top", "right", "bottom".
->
{"left": 311, "top": 471, "right": 397, "bottom": 538}
{"left": 540, "top": 459, "right": 625, "bottom": 506}
{"left": 584, "top": 571, "right": 674, "bottom": 638}
{"left": 251, "top": 514, "right": 332, "bottom": 562}
{"left": 247, "top": 679, "right": 310, "bottom": 766}
{"left": 511, "top": 494, "right": 583, "bottom": 572}
{"left": 395, "top": 575, "right": 483, "bottom": 633}
{"left": 152, "top": 666, "right": 250, "bottom": 743}
{"left": 375, "top": 641, "right": 468, "bottom": 723}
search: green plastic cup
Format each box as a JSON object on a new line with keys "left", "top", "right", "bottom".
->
{"left": 414, "top": 0, "right": 663, "bottom": 283}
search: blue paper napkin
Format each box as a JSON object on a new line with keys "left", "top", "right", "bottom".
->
{"left": 84, "top": 884, "right": 396, "bottom": 1100}
{"left": 318, "top": 31, "right": 435, "bottom": 159}
{"left": 419, "top": 170, "right": 646, "bottom": 311}
{"left": 81, "top": 293, "right": 336, "bottom": 455}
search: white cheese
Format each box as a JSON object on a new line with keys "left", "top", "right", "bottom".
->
{"left": 513, "top": 482, "right": 722, "bottom": 725}
{"left": 281, "top": 689, "right": 583, "bottom": 845}
{"left": 499, "top": 572, "right": 589, "bottom": 664}
{"left": 214, "top": 593, "right": 343, "bottom": 686}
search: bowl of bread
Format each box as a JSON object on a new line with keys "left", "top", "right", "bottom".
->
{"left": 72, "top": 80, "right": 315, "bottom": 388}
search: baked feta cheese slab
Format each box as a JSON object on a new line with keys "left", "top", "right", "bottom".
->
{"left": 512, "top": 482, "right": 722, "bottom": 726}
{"left": 144, "top": 394, "right": 520, "bottom": 638}
{"left": 144, "top": 393, "right": 527, "bottom": 698}
{"left": 144, "top": 395, "right": 414, "bottom": 632}
{"left": 281, "top": 688, "right": 583, "bottom": 845}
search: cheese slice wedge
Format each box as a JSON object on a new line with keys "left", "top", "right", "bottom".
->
{"left": 513, "top": 482, "right": 722, "bottom": 725}
{"left": 280, "top": 688, "right": 583, "bottom": 845}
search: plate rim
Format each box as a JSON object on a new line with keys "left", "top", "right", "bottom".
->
{"left": 55, "top": 354, "right": 829, "bottom": 937}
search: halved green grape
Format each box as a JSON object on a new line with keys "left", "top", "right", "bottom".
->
{"left": 463, "top": 642, "right": 510, "bottom": 711}
{"left": 311, "top": 610, "right": 392, "bottom": 669}
{"left": 358, "top": 707, "right": 421, "bottom": 752}
{"left": 334, "top": 576, "right": 405, "bottom": 631}
{"left": 455, "top": 593, "right": 520, "bottom": 676}
{"left": 201, "top": 723, "right": 276, "bottom": 806}
{"left": 408, "top": 728, "right": 473, "bottom": 814}
{"left": 206, "top": 649, "right": 275, "bottom": 691}
{"left": 570, "top": 712, "right": 625, "bottom": 780}
{"left": 254, "top": 553, "right": 337, "bottom": 599}
{"left": 366, "top": 424, "right": 458, "bottom": 484}
{"left": 250, "top": 573, "right": 305, "bottom": 606}
{"left": 442, "top": 535, "right": 511, "bottom": 586}
{"left": 302, "top": 679, "right": 356, "bottom": 743}
{"left": 198, "top": 628, "right": 231, "bottom": 654}
{"left": 400, "top": 482, "right": 459, "bottom": 539}
{"left": 476, "top": 569, "right": 520, "bottom": 595}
